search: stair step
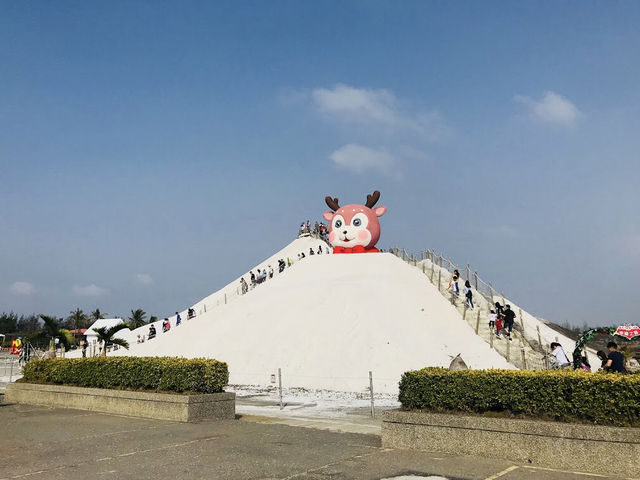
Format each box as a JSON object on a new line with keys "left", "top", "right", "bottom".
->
{"left": 399, "top": 252, "right": 545, "bottom": 369}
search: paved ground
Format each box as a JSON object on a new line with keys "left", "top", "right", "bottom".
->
{"left": 0, "top": 403, "right": 627, "bottom": 480}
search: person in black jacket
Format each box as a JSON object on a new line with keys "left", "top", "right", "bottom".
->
{"left": 604, "top": 342, "right": 626, "bottom": 373}
{"left": 503, "top": 305, "right": 516, "bottom": 341}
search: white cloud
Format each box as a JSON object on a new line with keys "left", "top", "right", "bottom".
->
{"left": 10, "top": 281, "right": 34, "bottom": 295}
{"left": 329, "top": 144, "right": 396, "bottom": 175}
{"left": 514, "top": 91, "right": 581, "bottom": 126}
{"left": 135, "top": 273, "right": 154, "bottom": 285}
{"left": 310, "top": 84, "right": 447, "bottom": 140}
{"left": 72, "top": 284, "right": 108, "bottom": 296}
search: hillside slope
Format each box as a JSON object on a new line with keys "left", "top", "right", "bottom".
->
{"left": 112, "top": 251, "right": 513, "bottom": 393}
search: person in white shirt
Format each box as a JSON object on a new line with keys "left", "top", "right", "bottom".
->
{"left": 549, "top": 342, "right": 571, "bottom": 369}
{"left": 488, "top": 310, "right": 497, "bottom": 328}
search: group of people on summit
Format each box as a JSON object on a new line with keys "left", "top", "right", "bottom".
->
{"left": 298, "top": 220, "right": 329, "bottom": 240}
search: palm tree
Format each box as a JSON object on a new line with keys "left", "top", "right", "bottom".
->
{"left": 94, "top": 324, "right": 130, "bottom": 356}
{"left": 39, "top": 314, "right": 73, "bottom": 351}
{"left": 128, "top": 309, "right": 147, "bottom": 329}
{"left": 66, "top": 308, "right": 89, "bottom": 330}
{"left": 90, "top": 308, "right": 106, "bottom": 322}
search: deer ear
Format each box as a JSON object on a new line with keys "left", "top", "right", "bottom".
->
{"left": 374, "top": 206, "right": 386, "bottom": 217}
{"left": 323, "top": 211, "right": 335, "bottom": 221}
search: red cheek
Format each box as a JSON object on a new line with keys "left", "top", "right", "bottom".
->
{"left": 357, "top": 230, "right": 369, "bottom": 241}
{"left": 329, "top": 231, "right": 336, "bottom": 242}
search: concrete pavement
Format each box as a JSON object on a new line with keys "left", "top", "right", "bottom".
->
{"left": 0, "top": 403, "right": 627, "bottom": 480}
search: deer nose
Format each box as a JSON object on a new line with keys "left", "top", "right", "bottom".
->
{"left": 343, "top": 230, "right": 348, "bottom": 235}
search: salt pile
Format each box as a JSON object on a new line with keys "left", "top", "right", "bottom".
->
{"left": 110, "top": 238, "right": 514, "bottom": 393}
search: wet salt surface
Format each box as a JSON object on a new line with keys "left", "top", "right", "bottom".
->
{"left": 230, "top": 384, "right": 400, "bottom": 418}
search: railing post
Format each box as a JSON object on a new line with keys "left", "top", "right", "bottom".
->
{"left": 519, "top": 308, "right": 525, "bottom": 331}
{"left": 490, "top": 330, "right": 494, "bottom": 349}
{"left": 437, "top": 270, "right": 441, "bottom": 291}
{"left": 521, "top": 346, "right": 527, "bottom": 369}
{"left": 463, "top": 303, "right": 467, "bottom": 320}
{"left": 369, "top": 371, "right": 375, "bottom": 418}
{"left": 278, "top": 368, "right": 283, "bottom": 410}
{"left": 475, "top": 309, "right": 481, "bottom": 334}
{"left": 537, "top": 325, "right": 543, "bottom": 351}
{"left": 466, "top": 264, "right": 470, "bottom": 282}
{"left": 506, "top": 339, "right": 511, "bottom": 363}
{"left": 473, "top": 271, "right": 478, "bottom": 291}
{"left": 489, "top": 283, "right": 494, "bottom": 301}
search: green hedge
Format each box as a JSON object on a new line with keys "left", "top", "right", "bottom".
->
{"left": 21, "top": 357, "right": 228, "bottom": 394}
{"left": 399, "top": 368, "right": 640, "bottom": 426}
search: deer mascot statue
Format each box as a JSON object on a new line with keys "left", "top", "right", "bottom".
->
{"left": 323, "top": 190, "right": 387, "bottom": 254}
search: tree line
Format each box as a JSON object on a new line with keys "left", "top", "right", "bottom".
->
{"left": 0, "top": 308, "right": 157, "bottom": 336}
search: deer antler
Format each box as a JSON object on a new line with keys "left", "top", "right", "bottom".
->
{"left": 325, "top": 196, "right": 340, "bottom": 212}
{"left": 365, "top": 190, "right": 381, "bottom": 209}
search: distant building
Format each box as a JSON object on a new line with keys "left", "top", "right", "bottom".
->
{"left": 84, "top": 318, "right": 125, "bottom": 345}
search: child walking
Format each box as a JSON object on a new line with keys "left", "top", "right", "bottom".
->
{"left": 495, "top": 314, "right": 504, "bottom": 338}
{"left": 488, "top": 310, "right": 496, "bottom": 328}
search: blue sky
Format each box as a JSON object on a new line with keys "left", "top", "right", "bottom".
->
{"left": 1, "top": 1, "right": 639, "bottom": 326}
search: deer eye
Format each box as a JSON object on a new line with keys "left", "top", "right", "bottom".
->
{"left": 352, "top": 213, "right": 369, "bottom": 229}
{"left": 335, "top": 219, "right": 342, "bottom": 228}
{"left": 333, "top": 215, "right": 344, "bottom": 229}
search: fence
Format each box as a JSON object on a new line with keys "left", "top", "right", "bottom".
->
{"left": 228, "top": 368, "right": 400, "bottom": 418}
{"left": 390, "top": 247, "right": 550, "bottom": 370}
{"left": 115, "top": 236, "right": 334, "bottom": 345}
{"left": 0, "top": 355, "right": 21, "bottom": 382}
{"left": 392, "top": 247, "right": 500, "bottom": 305}
{"left": 192, "top": 236, "right": 331, "bottom": 317}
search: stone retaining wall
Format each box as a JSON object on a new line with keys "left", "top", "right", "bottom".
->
{"left": 382, "top": 410, "right": 640, "bottom": 477}
{"left": 5, "top": 382, "right": 235, "bottom": 422}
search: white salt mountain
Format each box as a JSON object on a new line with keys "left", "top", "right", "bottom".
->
{"left": 78, "top": 237, "right": 581, "bottom": 394}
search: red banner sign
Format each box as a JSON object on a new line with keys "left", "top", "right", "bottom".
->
{"left": 615, "top": 325, "right": 640, "bottom": 340}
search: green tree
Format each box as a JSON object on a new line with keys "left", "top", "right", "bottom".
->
{"left": 66, "top": 308, "right": 89, "bottom": 330}
{"left": 17, "top": 314, "right": 41, "bottom": 335}
{"left": 90, "top": 308, "right": 106, "bottom": 322}
{"left": 39, "top": 314, "right": 73, "bottom": 351}
{"left": 0, "top": 312, "right": 18, "bottom": 334}
{"left": 128, "top": 309, "right": 147, "bottom": 329}
{"left": 94, "top": 324, "right": 129, "bottom": 356}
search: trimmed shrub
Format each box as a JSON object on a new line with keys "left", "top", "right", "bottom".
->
{"left": 399, "top": 368, "right": 640, "bottom": 426}
{"left": 21, "top": 357, "right": 228, "bottom": 394}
